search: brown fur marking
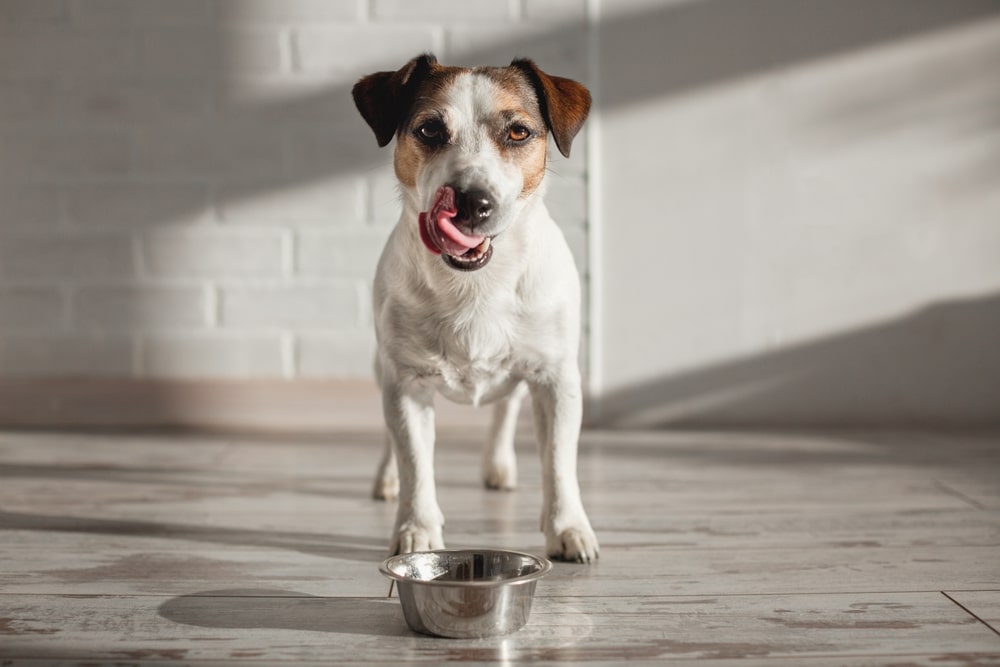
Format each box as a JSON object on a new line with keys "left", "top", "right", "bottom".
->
{"left": 355, "top": 55, "right": 588, "bottom": 199}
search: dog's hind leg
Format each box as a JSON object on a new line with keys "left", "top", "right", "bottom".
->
{"left": 482, "top": 382, "right": 527, "bottom": 491}
{"left": 372, "top": 434, "right": 399, "bottom": 500}
{"left": 372, "top": 355, "right": 399, "bottom": 501}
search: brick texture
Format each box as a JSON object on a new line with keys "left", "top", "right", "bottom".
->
{"left": 0, "top": 233, "right": 135, "bottom": 281}
{"left": 297, "top": 331, "right": 377, "bottom": 377}
{"left": 65, "top": 183, "right": 213, "bottom": 228}
{"left": 0, "top": 184, "right": 64, "bottom": 228}
{"left": 524, "top": 0, "right": 587, "bottom": 23}
{"left": 372, "top": 0, "right": 512, "bottom": 23}
{"left": 69, "top": 0, "right": 212, "bottom": 27}
{"left": 141, "top": 333, "right": 286, "bottom": 378}
{"left": 0, "top": 335, "right": 133, "bottom": 376}
{"left": 0, "top": 0, "right": 68, "bottom": 25}
{"left": 74, "top": 286, "right": 208, "bottom": 332}
{"left": 0, "top": 287, "right": 66, "bottom": 331}
{"left": 292, "top": 27, "right": 438, "bottom": 76}
{"left": 215, "top": 0, "right": 359, "bottom": 23}
{"left": 0, "top": 0, "right": 592, "bottom": 379}
{"left": 219, "top": 284, "right": 361, "bottom": 329}
{"left": 141, "top": 230, "right": 287, "bottom": 278}
{"left": 217, "top": 178, "right": 364, "bottom": 227}
{"left": 296, "top": 228, "right": 390, "bottom": 278}
{"left": 1, "top": 129, "right": 132, "bottom": 178}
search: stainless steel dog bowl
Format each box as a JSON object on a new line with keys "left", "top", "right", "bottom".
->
{"left": 380, "top": 549, "right": 552, "bottom": 638}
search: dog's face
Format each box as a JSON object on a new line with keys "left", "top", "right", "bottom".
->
{"left": 353, "top": 55, "right": 590, "bottom": 272}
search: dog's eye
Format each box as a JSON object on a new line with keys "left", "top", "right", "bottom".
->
{"left": 415, "top": 121, "right": 446, "bottom": 146}
{"left": 507, "top": 125, "right": 531, "bottom": 143}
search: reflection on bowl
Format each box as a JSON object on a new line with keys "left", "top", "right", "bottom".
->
{"left": 380, "top": 549, "right": 552, "bottom": 638}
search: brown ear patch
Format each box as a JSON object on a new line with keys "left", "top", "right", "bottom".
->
{"left": 511, "top": 59, "right": 591, "bottom": 158}
{"left": 352, "top": 54, "right": 439, "bottom": 147}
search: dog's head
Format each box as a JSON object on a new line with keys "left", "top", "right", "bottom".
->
{"left": 352, "top": 54, "right": 590, "bottom": 272}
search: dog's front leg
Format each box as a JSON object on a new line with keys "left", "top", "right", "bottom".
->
{"left": 529, "top": 366, "right": 599, "bottom": 563}
{"left": 382, "top": 381, "right": 445, "bottom": 554}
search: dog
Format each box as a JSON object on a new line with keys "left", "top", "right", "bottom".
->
{"left": 352, "top": 54, "right": 598, "bottom": 563}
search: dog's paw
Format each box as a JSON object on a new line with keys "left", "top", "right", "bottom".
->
{"left": 372, "top": 472, "right": 399, "bottom": 501}
{"left": 482, "top": 456, "right": 517, "bottom": 491}
{"left": 546, "top": 526, "right": 600, "bottom": 564}
{"left": 390, "top": 523, "right": 445, "bottom": 555}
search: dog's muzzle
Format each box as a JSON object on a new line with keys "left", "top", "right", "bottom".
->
{"left": 419, "top": 186, "right": 495, "bottom": 271}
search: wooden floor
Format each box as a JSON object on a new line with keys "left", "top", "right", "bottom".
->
{"left": 1, "top": 427, "right": 999, "bottom": 665}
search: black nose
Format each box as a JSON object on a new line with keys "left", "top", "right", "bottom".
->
{"left": 454, "top": 189, "right": 493, "bottom": 226}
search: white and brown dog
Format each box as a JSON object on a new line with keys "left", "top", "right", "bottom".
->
{"left": 352, "top": 54, "right": 598, "bottom": 563}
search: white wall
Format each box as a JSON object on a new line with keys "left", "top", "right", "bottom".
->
{"left": 3, "top": 0, "right": 998, "bottom": 427}
{"left": 0, "top": 0, "right": 590, "bottom": 381}
{"left": 592, "top": 0, "right": 1000, "bottom": 425}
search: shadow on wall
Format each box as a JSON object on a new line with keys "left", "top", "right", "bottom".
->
{"left": 0, "top": 0, "right": 998, "bottom": 396}
{"left": 1, "top": 0, "right": 997, "bottom": 228}
{"left": 598, "top": 292, "right": 1000, "bottom": 428}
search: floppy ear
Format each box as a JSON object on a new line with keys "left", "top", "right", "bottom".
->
{"left": 352, "top": 54, "right": 438, "bottom": 147}
{"left": 511, "top": 58, "right": 591, "bottom": 158}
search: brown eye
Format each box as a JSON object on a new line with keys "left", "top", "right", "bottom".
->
{"left": 507, "top": 125, "right": 531, "bottom": 142}
{"left": 415, "top": 120, "right": 446, "bottom": 146}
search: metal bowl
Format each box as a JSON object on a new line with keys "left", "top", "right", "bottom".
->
{"left": 380, "top": 549, "right": 552, "bottom": 638}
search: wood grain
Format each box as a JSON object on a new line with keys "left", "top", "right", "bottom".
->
{"left": 1, "top": 428, "right": 999, "bottom": 664}
{"left": 1, "top": 592, "right": 999, "bottom": 664}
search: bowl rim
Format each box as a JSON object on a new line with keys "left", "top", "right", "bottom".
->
{"left": 379, "top": 548, "right": 553, "bottom": 588}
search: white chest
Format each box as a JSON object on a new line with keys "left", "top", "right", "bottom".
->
{"left": 431, "top": 323, "right": 521, "bottom": 405}
{"left": 435, "top": 360, "right": 518, "bottom": 405}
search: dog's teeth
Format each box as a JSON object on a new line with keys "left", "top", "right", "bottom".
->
{"left": 459, "top": 237, "right": 491, "bottom": 261}
{"left": 442, "top": 235, "right": 494, "bottom": 271}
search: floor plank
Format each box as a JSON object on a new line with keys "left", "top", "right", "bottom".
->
{"left": 2, "top": 592, "right": 999, "bottom": 664}
{"left": 1, "top": 428, "right": 999, "bottom": 664}
{"left": 4, "top": 530, "right": 999, "bottom": 599}
{"left": 946, "top": 591, "right": 1000, "bottom": 634}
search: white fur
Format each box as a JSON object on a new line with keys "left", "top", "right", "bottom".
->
{"left": 373, "top": 72, "right": 598, "bottom": 563}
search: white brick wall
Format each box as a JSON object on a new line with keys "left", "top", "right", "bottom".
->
{"left": 372, "top": 0, "right": 513, "bottom": 23}
{"left": 0, "top": 233, "right": 134, "bottom": 281}
{"left": 0, "top": 0, "right": 592, "bottom": 379}
{"left": 0, "top": 287, "right": 65, "bottom": 331}
{"left": 141, "top": 333, "right": 285, "bottom": 378}
{"left": 0, "top": 335, "right": 133, "bottom": 376}
{"left": 219, "top": 284, "right": 362, "bottom": 329}
{"left": 140, "top": 230, "right": 287, "bottom": 278}
{"left": 75, "top": 286, "right": 209, "bottom": 332}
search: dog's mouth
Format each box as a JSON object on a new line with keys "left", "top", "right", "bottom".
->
{"left": 418, "top": 186, "right": 494, "bottom": 271}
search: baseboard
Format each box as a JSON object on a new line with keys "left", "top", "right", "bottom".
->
{"left": 0, "top": 378, "right": 499, "bottom": 432}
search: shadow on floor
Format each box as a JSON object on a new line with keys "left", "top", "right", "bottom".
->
{"left": 0, "top": 510, "right": 386, "bottom": 563}
{"left": 0, "top": 460, "right": 375, "bottom": 501}
{"left": 158, "top": 589, "right": 409, "bottom": 637}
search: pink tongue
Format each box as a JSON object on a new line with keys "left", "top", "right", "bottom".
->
{"left": 419, "top": 186, "right": 485, "bottom": 256}
{"left": 437, "top": 212, "right": 484, "bottom": 250}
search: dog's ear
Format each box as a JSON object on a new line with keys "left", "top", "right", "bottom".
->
{"left": 352, "top": 54, "right": 438, "bottom": 147}
{"left": 511, "top": 58, "right": 591, "bottom": 158}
